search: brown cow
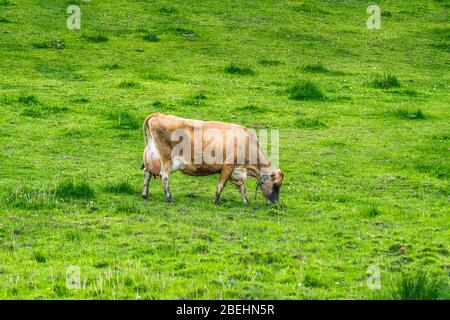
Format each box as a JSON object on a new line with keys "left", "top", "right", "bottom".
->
{"left": 142, "top": 113, "right": 284, "bottom": 204}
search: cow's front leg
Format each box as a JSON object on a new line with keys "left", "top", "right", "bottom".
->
{"left": 160, "top": 162, "right": 173, "bottom": 203}
{"left": 230, "top": 179, "right": 248, "bottom": 204}
{"left": 142, "top": 169, "right": 151, "bottom": 200}
{"left": 214, "top": 166, "right": 234, "bottom": 204}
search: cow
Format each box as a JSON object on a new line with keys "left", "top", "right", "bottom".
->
{"left": 141, "top": 113, "right": 284, "bottom": 204}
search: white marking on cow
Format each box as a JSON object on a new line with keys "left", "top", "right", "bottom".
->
{"left": 171, "top": 156, "right": 187, "bottom": 172}
{"left": 231, "top": 167, "right": 247, "bottom": 181}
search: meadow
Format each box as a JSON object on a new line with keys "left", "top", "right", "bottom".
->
{"left": 0, "top": 0, "right": 449, "bottom": 299}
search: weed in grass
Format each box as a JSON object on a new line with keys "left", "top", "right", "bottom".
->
{"left": 184, "top": 90, "right": 207, "bottom": 106}
{"left": 106, "top": 110, "right": 140, "bottom": 130}
{"left": 65, "top": 230, "right": 82, "bottom": 241}
{"left": 104, "top": 181, "right": 135, "bottom": 195}
{"left": 257, "top": 59, "right": 282, "bottom": 66}
{"left": 303, "top": 273, "right": 327, "bottom": 288}
{"left": 193, "top": 90, "right": 207, "bottom": 100}
{"left": 370, "top": 73, "right": 401, "bottom": 89}
{"left": 100, "top": 63, "right": 121, "bottom": 70}
{"left": 72, "top": 96, "right": 90, "bottom": 103}
{"left": 118, "top": 81, "right": 140, "bottom": 88}
{"left": 288, "top": 80, "right": 325, "bottom": 101}
{"left": 18, "top": 95, "right": 40, "bottom": 105}
{"left": 302, "top": 63, "right": 328, "bottom": 73}
{"left": 302, "top": 63, "right": 344, "bottom": 75}
{"left": 115, "top": 201, "right": 140, "bottom": 214}
{"left": 159, "top": 7, "right": 177, "bottom": 15}
{"left": 82, "top": 34, "right": 109, "bottom": 43}
{"left": 33, "top": 252, "right": 46, "bottom": 263}
{"left": 20, "top": 107, "right": 43, "bottom": 118}
{"left": 3, "top": 186, "right": 59, "bottom": 209}
{"left": 32, "top": 40, "right": 65, "bottom": 50}
{"left": 54, "top": 180, "right": 95, "bottom": 200}
{"left": 152, "top": 100, "right": 164, "bottom": 108}
{"left": 235, "top": 105, "right": 266, "bottom": 113}
{"left": 389, "top": 270, "right": 447, "bottom": 300}
{"left": 141, "top": 68, "right": 172, "bottom": 81}
{"left": 143, "top": 33, "right": 159, "bottom": 42}
{"left": 414, "top": 160, "right": 449, "bottom": 179}
{"left": 292, "top": 3, "right": 329, "bottom": 14}
{"left": 390, "top": 89, "right": 418, "bottom": 97}
{"left": 170, "top": 27, "right": 195, "bottom": 36}
{"left": 20, "top": 103, "right": 68, "bottom": 118}
{"left": 361, "top": 204, "right": 381, "bottom": 217}
{"left": 294, "top": 116, "right": 327, "bottom": 129}
{"left": 0, "top": 17, "right": 10, "bottom": 23}
{"left": 431, "top": 133, "right": 450, "bottom": 141}
{"left": 224, "top": 63, "right": 255, "bottom": 76}
{"left": 391, "top": 108, "right": 425, "bottom": 120}
{"left": 32, "top": 42, "right": 51, "bottom": 49}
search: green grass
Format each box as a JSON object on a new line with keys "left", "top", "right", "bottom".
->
{"left": 224, "top": 63, "right": 255, "bottom": 75}
{"left": 143, "top": 33, "right": 159, "bottom": 42}
{"left": 0, "top": 0, "right": 448, "bottom": 300}
{"left": 388, "top": 270, "right": 448, "bottom": 300}
{"left": 104, "top": 181, "right": 136, "bottom": 195}
{"left": 288, "top": 80, "right": 325, "bottom": 101}
{"left": 54, "top": 180, "right": 95, "bottom": 200}
{"left": 391, "top": 108, "right": 426, "bottom": 120}
{"left": 370, "top": 73, "right": 401, "bottom": 89}
{"left": 82, "top": 34, "right": 109, "bottom": 43}
{"left": 294, "top": 116, "right": 327, "bottom": 129}
{"left": 301, "top": 63, "right": 344, "bottom": 75}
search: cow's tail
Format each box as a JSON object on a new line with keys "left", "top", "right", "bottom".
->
{"left": 142, "top": 112, "right": 161, "bottom": 146}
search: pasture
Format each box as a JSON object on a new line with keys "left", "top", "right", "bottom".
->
{"left": 0, "top": 0, "right": 449, "bottom": 299}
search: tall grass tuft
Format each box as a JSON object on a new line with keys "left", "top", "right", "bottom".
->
{"left": 3, "top": 186, "right": 59, "bottom": 209}
{"left": 82, "top": 34, "right": 109, "bottom": 43}
{"left": 302, "top": 63, "right": 344, "bottom": 75}
{"left": 224, "top": 63, "right": 255, "bottom": 75}
{"left": 106, "top": 110, "right": 140, "bottom": 130}
{"left": 54, "top": 180, "right": 95, "bottom": 200}
{"left": 370, "top": 72, "right": 400, "bottom": 89}
{"left": 294, "top": 116, "right": 327, "bottom": 129}
{"left": 115, "top": 201, "right": 140, "bottom": 214}
{"left": 389, "top": 270, "right": 447, "bottom": 300}
{"left": 118, "top": 81, "right": 141, "bottom": 88}
{"left": 392, "top": 108, "right": 425, "bottom": 120}
{"left": 143, "top": 33, "right": 159, "bottom": 42}
{"left": 18, "top": 95, "right": 40, "bottom": 105}
{"left": 104, "top": 181, "right": 135, "bottom": 195}
{"left": 288, "top": 80, "right": 325, "bottom": 101}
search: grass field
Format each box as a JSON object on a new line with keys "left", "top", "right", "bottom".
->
{"left": 0, "top": 0, "right": 449, "bottom": 299}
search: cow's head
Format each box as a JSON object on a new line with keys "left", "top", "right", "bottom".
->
{"left": 258, "top": 169, "right": 284, "bottom": 204}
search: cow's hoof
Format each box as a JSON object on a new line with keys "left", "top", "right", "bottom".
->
{"left": 142, "top": 194, "right": 148, "bottom": 201}
{"left": 213, "top": 199, "right": 220, "bottom": 205}
{"left": 166, "top": 196, "right": 173, "bottom": 203}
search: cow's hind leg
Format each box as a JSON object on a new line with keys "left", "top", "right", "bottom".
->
{"left": 142, "top": 169, "right": 151, "bottom": 200}
{"left": 160, "top": 161, "right": 173, "bottom": 203}
{"left": 214, "top": 165, "right": 234, "bottom": 204}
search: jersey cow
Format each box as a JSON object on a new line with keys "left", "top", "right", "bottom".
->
{"left": 141, "top": 113, "right": 284, "bottom": 204}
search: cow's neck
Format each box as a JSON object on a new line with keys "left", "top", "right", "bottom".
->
{"left": 248, "top": 149, "right": 276, "bottom": 178}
